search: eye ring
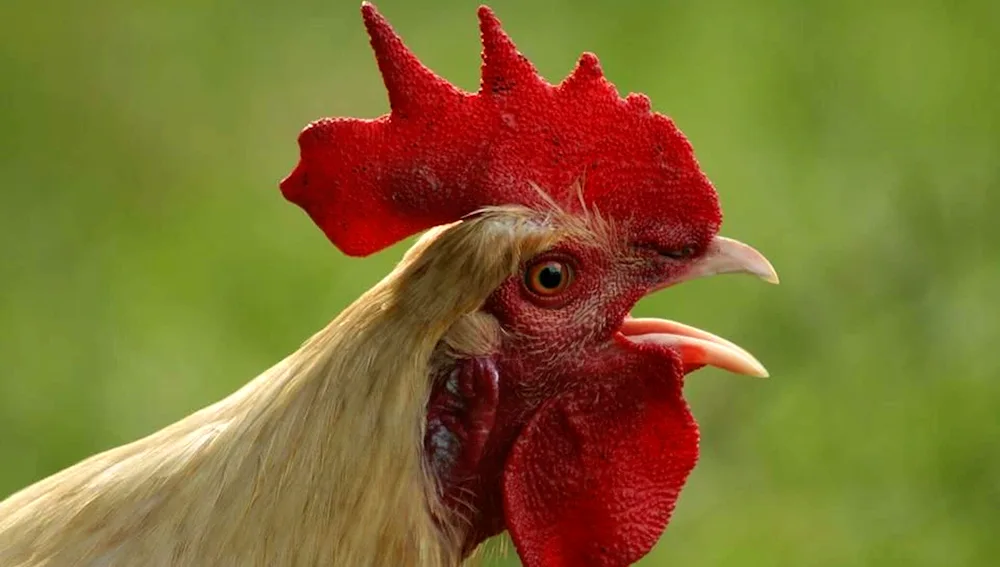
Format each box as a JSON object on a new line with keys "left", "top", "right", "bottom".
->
{"left": 525, "top": 259, "right": 574, "bottom": 297}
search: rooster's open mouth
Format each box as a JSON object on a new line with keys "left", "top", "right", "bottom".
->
{"left": 616, "top": 235, "right": 779, "bottom": 378}
{"left": 618, "top": 316, "right": 770, "bottom": 377}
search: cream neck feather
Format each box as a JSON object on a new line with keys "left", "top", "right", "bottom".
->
{"left": 0, "top": 208, "right": 561, "bottom": 567}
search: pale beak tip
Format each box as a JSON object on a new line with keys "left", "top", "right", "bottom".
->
{"left": 703, "top": 236, "right": 779, "bottom": 285}
{"left": 754, "top": 258, "right": 780, "bottom": 285}
{"left": 740, "top": 355, "right": 770, "bottom": 378}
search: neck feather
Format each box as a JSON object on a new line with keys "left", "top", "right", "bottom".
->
{"left": 0, "top": 207, "right": 561, "bottom": 567}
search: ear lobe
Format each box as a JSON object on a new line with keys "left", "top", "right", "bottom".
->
{"left": 425, "top": 357, "right": 500, "bottom": 509}
{"left": 501, "top": 355, "right": 698, "bottom": 567}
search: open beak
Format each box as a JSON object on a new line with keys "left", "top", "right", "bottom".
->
{"left": 620, "top": 235, "right": 778, "bottom": 378}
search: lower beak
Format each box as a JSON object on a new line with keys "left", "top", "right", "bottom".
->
{"left": 620, "top": 317, "right": 769, "bottom": 377}
{"left": 622, "top": 235, "right": 778, "bottom": 378}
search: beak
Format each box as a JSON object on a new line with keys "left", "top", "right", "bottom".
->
{"left": 683, "top": 235, "right": 779, "bottom": 285}
{"left": 621, "top": 318, "right": 770, "bottom": 377}
{"left": 621, "top": 235, "right": 778, "bottom": 378}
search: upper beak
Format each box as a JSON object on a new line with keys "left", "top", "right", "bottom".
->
{"left": 683, "top": 235, "right": 779, "bottom": 285}
{"left": 621, "top": 235, "right": 778, "bottom": 378}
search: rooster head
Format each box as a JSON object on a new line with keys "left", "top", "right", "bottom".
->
{"left": 281, "top": 4, "right": 778, "bottom": 566}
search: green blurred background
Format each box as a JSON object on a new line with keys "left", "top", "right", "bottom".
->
{"left": 1, "top": 0, "right": 997, "bottom": 565}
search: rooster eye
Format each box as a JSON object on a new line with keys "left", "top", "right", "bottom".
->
{"left": 525, "top": 260, "right": 573, "bottom": 296}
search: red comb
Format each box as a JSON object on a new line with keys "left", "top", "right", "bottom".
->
{"left": 280, "top": 2, "right": 721, "bottom": 256}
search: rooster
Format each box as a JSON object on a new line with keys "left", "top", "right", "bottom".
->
{"left": 0, "top": 4, "right": 777, "bottom": 567}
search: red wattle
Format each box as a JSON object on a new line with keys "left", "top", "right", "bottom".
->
{"left": 501, "top": 351, "right": 699, "bottom": 567}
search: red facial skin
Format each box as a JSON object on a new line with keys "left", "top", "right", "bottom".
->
{"left": 283, "top": 4, "right": 728, "bottom": 565}
{"left": 425, "top": 236, "right": 714, "bottom": 566}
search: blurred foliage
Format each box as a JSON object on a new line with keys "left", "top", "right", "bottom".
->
{"left": 1, "top": 0, "right": 998, "bottom": 565}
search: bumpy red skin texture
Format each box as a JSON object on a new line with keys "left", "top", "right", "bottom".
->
{"left": 280, "top": 5, "right": 721, "bottom": 258}
{"left": 503, "top": 340, "right": 698, "bottom": 567}
{"left": 283, "top": 4, "right": 726, "bottom": 566}
{"left": 435, "top": 343, "right": 699, "bottom": 567}
{"left": 424, "top": 240, "right": 708, "bottom": 565}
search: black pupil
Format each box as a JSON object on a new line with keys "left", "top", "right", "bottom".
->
{"left": 537, "top": 264, "right": 563, "bottom": 289}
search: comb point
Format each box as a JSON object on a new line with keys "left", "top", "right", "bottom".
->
{"left": 559, "top": 51, "right": 622, "bottom": 105}
{"left": 565, "top": 52, "right": 604, "bottom": 84}
{"left": 479, "top": 5, "right": 544, "bottom": 96}
{"left": 625, "top": 92, "right": 652, "bottom": 114}
{"left": 362, "top": 1, "right": 453, "bottom": 117}
{"left": 284, "top": 5, "right": 722, "bottom": 258}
